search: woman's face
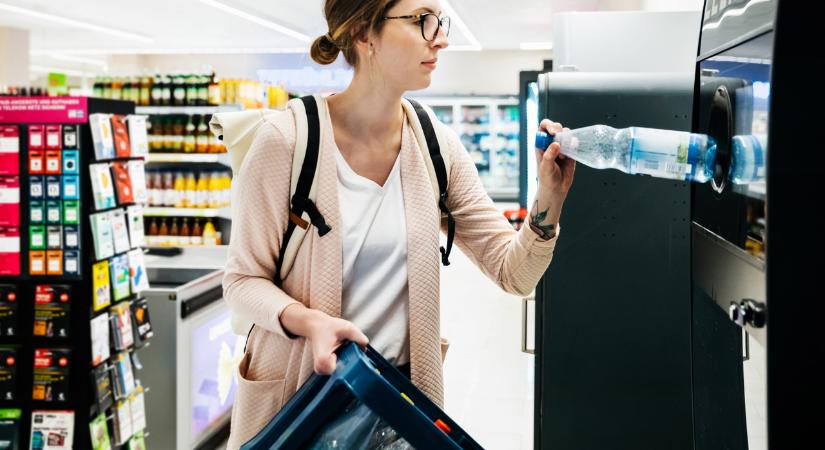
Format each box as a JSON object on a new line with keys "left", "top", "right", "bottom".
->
{"left": 367, "top": 0, "right": 450, "bottom": 92}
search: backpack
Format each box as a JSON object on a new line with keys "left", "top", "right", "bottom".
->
{"left": 209, "top": 94, "right": 455, "bottom": 336}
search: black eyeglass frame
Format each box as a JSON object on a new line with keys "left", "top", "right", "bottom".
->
{"left": 382, "top": 13, "right": 451, "bottom": 41}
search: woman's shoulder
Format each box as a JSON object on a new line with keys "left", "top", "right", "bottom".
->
{"left": 260, "top": 108, "right": 299, "bottom": 153}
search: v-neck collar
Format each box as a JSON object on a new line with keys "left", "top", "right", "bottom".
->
{"left": 322, "top": 96, "right": 407, "bottom": 191}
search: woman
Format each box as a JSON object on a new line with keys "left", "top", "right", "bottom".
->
{"left": 222, "top": 0, "right": 575, "bottom": 447}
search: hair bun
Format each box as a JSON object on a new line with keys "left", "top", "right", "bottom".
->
{"left": 311, "top": 33, "right": 340, "bottom": 65}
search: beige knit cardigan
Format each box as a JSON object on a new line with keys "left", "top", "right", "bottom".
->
{"left": 222, "top": 97, "right": 560, "bottom": 449}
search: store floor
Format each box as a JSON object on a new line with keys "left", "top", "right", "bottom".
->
{"left": 440, "top": 244, "right": 535, "bottom": 450}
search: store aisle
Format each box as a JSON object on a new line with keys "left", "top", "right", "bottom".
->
{"left": 441, "top": 243, "right": 535, "bottom": 450}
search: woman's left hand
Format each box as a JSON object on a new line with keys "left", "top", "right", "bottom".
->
{"left": 536, "top": 119, "right": 576, "bottom": 198}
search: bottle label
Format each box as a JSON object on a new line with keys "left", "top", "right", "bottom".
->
{"left": 629, "top": 128, "right": 691, "bottom": 180}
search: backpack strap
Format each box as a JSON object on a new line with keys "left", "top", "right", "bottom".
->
{"left": 403, "top": 98, "right": 455, "bottom": 266}
{"left": 275, "top": 95, "right": 331, "bottom": 286}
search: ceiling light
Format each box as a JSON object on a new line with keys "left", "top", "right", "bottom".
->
{"left": 198, "top": 0, "right": 311, "bottom": 43}
{"left": 34, "top": 47, "right": 309, "bottom": 55}
{"left": 441, "top": 0, "right": 482, "bottom": 50}
{"left": 0, "top": 2, "right": 153, "bottom": 43}
{"left": 520, "top": 42, "right": 553, "bottom": 51}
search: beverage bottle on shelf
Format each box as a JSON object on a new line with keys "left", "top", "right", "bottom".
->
{"left": 184, "top": 172, "right": 197, "bottom": 208}
{"left": 171, "top": 172, "right": 184, "bottom": 207}
{"left": 158, "top": 219, "right": 170, "bottom": 247}
{"left": 111, "top": 77, "right": 123, "bottom": 100}
{"left": 164, "top": 172, "right": 180, "bottom": 207}
{"left": 729, "top": 134, "right": 766, "bottom": 185}
{"left": 161, "top": 74, "right": 172, "bottom": 106}
{"left": 171, "top": 115, "right": 184, "bottom": 152}
{"left": 208, "top": 72, "right": 221, "bottom": 106}
{"left": 146, "top": 117, "right": 158, "bottom": 152}
{"left": 140, "top": 76, "right": 152, "bottom": 106}
{"left": 173, "top": 74, "right": 186, "bottom": 106}
{"left": 196, "top": 114, "right": 210, "bottom": 153}
{"left": 203, "top": 219, "right": 217, "bottom": 246}
{"left": 179, "top": 218, "right": 191, "bottom": 246}
{"left": 186, "top": 75, "right": 198, "bottom": 106}
{"left": 198, "top": 74, "right": 209, "bottom": 106}
{"left": 151, "top": 74, "right": 163, "bottom": 105}
{"left": 207, "top": 171, "right": 220, "bottom": 208}
{"left": 195, "top": 172, "right": 209, "bottom": 208}
{"left": 219, "top": 171, "right": 232, "bottom": 208}
{"left": 147, "top": 218, "right": 159, "bottom": 246}
{"left": 169, "top": 218, "right": 180, "bottom": 247}
{"left": 92, "top": 78, "right": 103, "bottom": 98}
{"left": 122, "top": 78, "right": 132, "bottom": 102}
{"left": 101, "top": 76, "right": 112, "bottom": 99}
{"left": 184, "top": 115, "right": 197, "bottom": 153}
{"left": 160, "top": 117, "right": 173, "bottom": 152}
{"left": 191, "top": 219, "right": 204, "bottom": 246}
{"left": 536, "top": 126, "right": 718, "bottom": 183}
{"left": 145, "top": 171, "right": 155, "bottom": 205}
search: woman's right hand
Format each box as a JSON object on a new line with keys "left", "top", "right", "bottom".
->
{"left": 280, "top": 303, "right": 369, "bottom": 375}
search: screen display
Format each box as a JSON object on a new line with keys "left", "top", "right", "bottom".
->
{"left": 189, "top": 305, "right": 245, "bottom": 440}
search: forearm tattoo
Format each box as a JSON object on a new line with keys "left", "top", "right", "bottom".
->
{"left": 529, "top": 200, "right": 556, "bottom": 240}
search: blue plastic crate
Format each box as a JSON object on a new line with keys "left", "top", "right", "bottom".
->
{"left": 241, "top": 342, "right": 484, "bottom": 449}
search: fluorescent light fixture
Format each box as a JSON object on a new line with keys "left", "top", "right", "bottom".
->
{"left": 0, "top": 2, "right": 153, "bottom": 43}
{"left": 198, "top": 0, "right": 311, "bottom": 43}
{"left": 30, "top": 65, "right": 97, "bottom": 78}
{"left": 441, "top": 0, "right": 482, "bottom": 50}
{"left": 520, "top": 42, "right": 553, "bottom": 51}
{"left": 34, "top": 47, "right": 309, "bottom": 55}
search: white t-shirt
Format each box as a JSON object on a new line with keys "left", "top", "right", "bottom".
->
{"left": 335, "top": 148, "right": 410, "bottom": 366}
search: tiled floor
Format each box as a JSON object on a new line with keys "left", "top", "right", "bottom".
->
{"left": 440, "top": 246, "right": 535, "bottom": 450}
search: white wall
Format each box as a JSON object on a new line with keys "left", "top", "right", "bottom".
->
{"left": 0, "top": 27, "right": 29, "bottom": 86}
{"left": 553, "top": 11, "right": 701, "bottom": 73}
{"left": 106, "top": 49, "right": 552, "bottom": 97}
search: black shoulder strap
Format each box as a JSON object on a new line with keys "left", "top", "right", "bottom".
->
{"left": 274, "top": 95, "right": 331, "bottom": 286}
{"left": 406, "top": 98, "right": 454, "bottom": 266}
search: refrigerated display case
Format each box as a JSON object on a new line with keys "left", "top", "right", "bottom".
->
{"left": 415, "top": 97, "right": 520, "bottom": 201}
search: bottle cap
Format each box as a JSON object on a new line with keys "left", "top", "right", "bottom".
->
{"left": 535, "top": 131, "right": 554, "bottom": 150}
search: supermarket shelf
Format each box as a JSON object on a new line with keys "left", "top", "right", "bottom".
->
{"left": 146, "top": 152, "right": 231, "bottom": 166}
{"left": 143, "top": 207, "right": 231, "bottom": 219}
{"left": 135, "top": 104, "right": 242, "bottom": 115}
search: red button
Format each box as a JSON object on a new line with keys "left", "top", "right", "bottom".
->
{"left": 434, "top": 419, "right": 451, "bottom": 434}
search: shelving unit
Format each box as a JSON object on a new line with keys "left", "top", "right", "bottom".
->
{"left": 145, "top": 152, "right": 231, "bottom": 166}
{"left": 134, "top": 104, "right": 242, "bottom": 116}
{"left": 140, "top": 104, "right": 239, "bottom": 248}
{"left": 415, "top": 96, "right": 520, "bottom": 201}
{"left": 143, "top": 207, "right": 230, "bottom": 219}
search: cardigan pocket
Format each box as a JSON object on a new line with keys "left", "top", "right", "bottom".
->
{"left": 228, "top": 351, "right": 286, "bottom": 449}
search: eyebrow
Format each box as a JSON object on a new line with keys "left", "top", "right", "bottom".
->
{"left": 412, "top": 6, "right": 442, "bottom": 15}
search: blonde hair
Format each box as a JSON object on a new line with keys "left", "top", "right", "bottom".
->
{"left": 310, "top": 0, "right": 399, "bottom": 66}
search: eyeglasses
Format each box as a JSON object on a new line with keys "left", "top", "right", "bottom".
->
{"left": 383, "top": 13, "right": 451, "bottom": 41}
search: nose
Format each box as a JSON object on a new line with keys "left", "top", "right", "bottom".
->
{"left": 431, "top": 23, "right": 449, "bottom": 50}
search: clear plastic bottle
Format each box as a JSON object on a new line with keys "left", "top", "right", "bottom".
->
{"left": 536, "top": 125, "right": 717, "bottom": 183}
{"left": 728, "top": 134, "right": 766, "bottom": 184}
